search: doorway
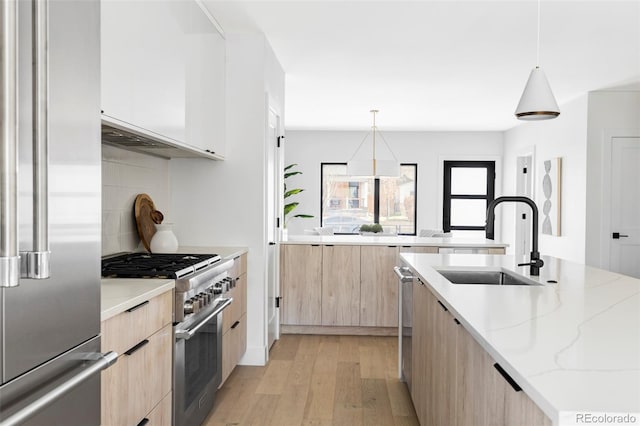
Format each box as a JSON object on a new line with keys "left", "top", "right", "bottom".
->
{"left": 608, "top": 137, "right": 640, "bottom": 278}
{"left": 266, "top": 108, "right": 281, "bottom": 350}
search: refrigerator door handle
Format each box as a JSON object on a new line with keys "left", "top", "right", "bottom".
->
{"left": 0, "top": 0, "right": 20, "bottom": 287}
{"left": 20, "top": 0, "right": 50, "bottom": 279}
{"left": 0, "top": 351, "right": 118, "bottom": 426}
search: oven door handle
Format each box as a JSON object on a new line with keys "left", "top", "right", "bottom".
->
{"left": 175, "top": 298, "right": 233, "bottom": 340}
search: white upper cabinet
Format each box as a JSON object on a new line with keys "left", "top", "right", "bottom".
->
{"left": 101, "top": 0, "right": 225, "bottom": 159}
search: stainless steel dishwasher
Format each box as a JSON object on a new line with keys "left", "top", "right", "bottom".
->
{"left": 394, "top": 266, "right": 416, "bottom": 389}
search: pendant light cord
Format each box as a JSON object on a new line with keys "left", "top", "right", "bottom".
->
{"left": 536, "top": 0, "right": 541, "bottom": 67}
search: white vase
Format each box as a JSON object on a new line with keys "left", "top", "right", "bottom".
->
{"left": 150, "top": 223, "right": 179, "bottom": 253}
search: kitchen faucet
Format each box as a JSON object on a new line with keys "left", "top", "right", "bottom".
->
{"left": 485, "top": 196, "right": 544, "bottom": 276}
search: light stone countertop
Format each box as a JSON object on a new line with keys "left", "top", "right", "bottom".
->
{"left": 176, "top": 245, "right": 248, "bottom": 260}
{"left": 282, "top": 234, "right": 508, "bottom": 248}
{"left": 400, "top": 253, "right": 640, "bottom": 425}
{"left": 100, "top": 278, "right": 174, "bottom": 321}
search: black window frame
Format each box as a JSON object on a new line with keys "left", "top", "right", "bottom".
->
{"left": 320, "top": 162, "right": 418, "bottom": 235}
{"left": 443, "top": 160, "right": 495, "bottom": 233}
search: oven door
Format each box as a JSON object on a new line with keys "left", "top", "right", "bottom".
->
{"left": 174, "top": 298, "right": 232, "bottom": 426}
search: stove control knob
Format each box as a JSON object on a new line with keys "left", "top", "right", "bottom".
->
{"left": 213, "top": 286, "right": 222, "bottom": 295}
{"left": 184, "top": 301, "right": 194, "bottom": 315}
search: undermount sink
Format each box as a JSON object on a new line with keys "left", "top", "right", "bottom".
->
{"left": 436, "top": 269, "right": 542, "bottom": 286}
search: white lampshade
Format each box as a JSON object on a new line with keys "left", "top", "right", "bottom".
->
{"left": 515, "top": 67, "right": 560, "bottom": 120}
{"left": 347, "top": 159, "right": 400, "bottom": 177}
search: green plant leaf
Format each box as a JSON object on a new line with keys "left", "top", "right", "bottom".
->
{"left": 284, "top": 202, "right": 299, "bottom": 216}
{"left": 284, "top": 171, "right": 302, "bottom": 179}
{"left": 292, "top": 214, "right": 314, "bottom": 219}
{"left": 284, "top": 163, "right": 298, "bottom": 171}
{"left": 284, "top": 188, "right": 304, "bottom": 198}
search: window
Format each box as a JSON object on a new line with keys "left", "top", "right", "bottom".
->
{"left": 443, "top": 161, "right": 495, "bottom": 237}
{"left": 321, "top": 163, "right": 417, "bottom": 235}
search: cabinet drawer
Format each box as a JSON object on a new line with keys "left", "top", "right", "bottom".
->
{"left": 145, "top": 391, "right": 172, "bottom": 426}
{"left": 221, "top": 313, "right": 246, "bottom": 385}
{"left": 222, "top": 274, "right": 246, "bottom": 333}
{"left": 101, "top": 324, "right": 172, "bottom": 426}
{"left": 101, "top": 290, "right": 172, "bottom": 356}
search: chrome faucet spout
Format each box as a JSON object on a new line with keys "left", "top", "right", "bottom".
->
{"left": 486, "top": 196, "right": 544, "bottom": 276}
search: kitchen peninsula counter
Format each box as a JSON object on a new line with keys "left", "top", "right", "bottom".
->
{"left": 282, "top": 235, "right": 508, "bottom": 249}
{"left": 400, "top": 253, "right": 640, "bottom": 425}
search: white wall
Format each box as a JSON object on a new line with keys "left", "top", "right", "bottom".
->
{"left": 502, "top": 95, "right": 589, "bottom": 263}
{"left": 101, "top": 144, "right": 170, "bottom": 255}
{"left": 170, "top": 33, "right": 284, "bottom": 366}
{"left": 283, "top": 131, "right": 504, "bottom": 236}
{"left": 585, "top": 91, "right": 640, "bottom": 268}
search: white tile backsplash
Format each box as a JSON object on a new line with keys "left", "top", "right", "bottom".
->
{"left": 102, "top": 145, "right": 170, "bottom": 255}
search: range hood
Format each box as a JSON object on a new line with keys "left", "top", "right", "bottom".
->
{"left": 101, "top": 115, "right": 223, "bottom": 160}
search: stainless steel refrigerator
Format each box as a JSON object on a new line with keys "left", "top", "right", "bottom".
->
{"left": 0, "top": 1, "right": 115, "bottom": 424}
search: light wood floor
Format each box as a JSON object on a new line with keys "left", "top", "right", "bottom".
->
{"left": 203, "top": 334, "right": 419, "bottom": 426}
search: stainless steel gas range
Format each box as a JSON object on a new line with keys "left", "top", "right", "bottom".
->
{"left": 102, "top": 252, "right": 235, "bottom": 426}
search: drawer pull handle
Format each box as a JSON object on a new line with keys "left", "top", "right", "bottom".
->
{"left": 231, "top": 320, "right": 240, "bottom": 329}
{"left": 493, "top": 363, "right": 522, "bottom": 392}
{"left": 437, "top": 300, "right": 448, "bottom": 312}
{"left": 136, "top": 418, "right": 149, "bottom": 426}
{"left": 124, "top": 339, "right": 149, "bottom": 356}
{"left": 126, "top": 300, "right": 149, "bottom": 313}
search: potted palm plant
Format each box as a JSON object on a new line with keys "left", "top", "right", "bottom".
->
{"left": 284, "top": 164, "right": 313, "bottom": 235}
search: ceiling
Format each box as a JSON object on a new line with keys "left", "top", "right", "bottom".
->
{"left": 204, "top": 1, "right": 640, "bottom": 131}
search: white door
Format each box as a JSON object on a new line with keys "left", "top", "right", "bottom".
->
{"left": 515, "top": 155, "right": 533, "bottom": 257}
{"left": 610, "top": 137, "right": 640, "bottom": 278}
{"left": 266, "top": 109, "right": 280, "bottom": 350}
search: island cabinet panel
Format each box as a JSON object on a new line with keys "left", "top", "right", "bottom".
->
{"left": 360, "top": 246, "right": 399, "bottom": 327}
{"left": 281, "top": 245, "right": 322, "bottom": 325}
{"left": 322, "top": 245, "right": 361, "bottom": 326}
{"left": 399, "top": 246, "right": 439, "bottom": 254}
{"left": 411, "top": 274, "right": 552, "bottom": 426}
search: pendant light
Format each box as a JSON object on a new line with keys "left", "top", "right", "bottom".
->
{"left": 515, "top": 0, "right": 560, "bottom": 120}
{"left": 346, "top": 110, "right": 400, "bottom": 177}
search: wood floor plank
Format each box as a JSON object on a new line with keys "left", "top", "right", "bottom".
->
{"left": 360, "top": 336, "right": 388, "bottom": 379}
{"left": 203, "top": 335, "right": 418, "bottom": 426}
{"left": 337, "top": 335, "right": 361, "bottom": 363}
{"left": 362, "top": 378, "right": 395, "bottom": 426}
{"left": 333, "top": 362, "right": 363, "bottom": 426}
{"left": 386, "top": 379, "right": 416, "bottom": 417}
{"left": 239, "top": 393, "right": 280, "bottom": 425}
{"left": 269, "top": 334, "right": 301, "bottom": 360}
{"left": 303, "top": 338, "right": 339, "bottom": 422}
{"left": 255, "top": 359, "right": 293, "bottom": 395}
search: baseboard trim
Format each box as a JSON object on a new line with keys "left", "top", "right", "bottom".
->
{"left": 237, "top": 345, "right": 267, "bottom": 366}
{"left": 281, "top": 325, "right": 397, "bottom": 336}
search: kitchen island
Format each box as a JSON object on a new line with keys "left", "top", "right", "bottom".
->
{"left": 400, "top": 252, "right": 640, "bottom": 426}
{"left": 280, "top": 236, "right": 507, "bottom": 334}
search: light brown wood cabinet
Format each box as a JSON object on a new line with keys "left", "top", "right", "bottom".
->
{"left": 411, "top": 278, "right": 552, "bottom": 426}
{"left": 220, "top": 253, "right": 248, "bottom": 385}
{"left": 101, "top": 290, "right": 173, "bottom": 426}
{"left": 280, "top": 244, "right": 447, "bottom": 330}
{"left": 360, "top": 245, "right": 400, "bottom": 327}
{"left": 322, "top": 245, "right": 361, "bottom": 326}
{"left": 280, "top": 244, "right": 322, "bottom": 325}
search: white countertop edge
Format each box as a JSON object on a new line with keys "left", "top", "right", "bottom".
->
{"left": 176, "top": 246, "right": 248, "bottom": 260}
{"left": 282, "top": 235, "right": 507, "bottom": 248}
{"left": 101, "top": 279, "right": 175, "bottom": 321}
